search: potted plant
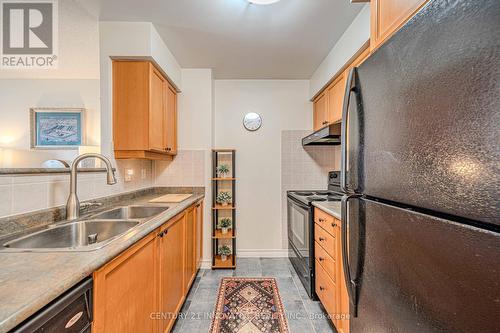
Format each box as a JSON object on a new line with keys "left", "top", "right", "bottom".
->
{"left": 216, "top": 164, "right": 230, "bottom": 178}
{"left": 219, "top": 218, "right": 232, "bottom": 234}
{"left": 218, "top": 245, "right": 231, "bottom": 261}
{"left": 216, "top": 191, "right": 232, "bottom": 206}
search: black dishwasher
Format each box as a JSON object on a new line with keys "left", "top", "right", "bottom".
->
{"left": 12, "top": 277, "right": 93, "bottom": 333}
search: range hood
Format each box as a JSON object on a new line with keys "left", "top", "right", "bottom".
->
{"left": 302, "top": 122, "right": 342, "bottom": 146}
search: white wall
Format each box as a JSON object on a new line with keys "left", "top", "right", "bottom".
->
{"left": 309, "top": 4, "right": 370, "bottom": 99}
{"left": 0, "top": 0, "right": 99, "bottom": 80}
{"left": 99, "top": 22, "right": 182, "bottom": 90}
{"left": 0, "top": 1, "right": 100, "bottom": 168}
{"left": 214, "top": 80, "right": 311, "bottom": 255}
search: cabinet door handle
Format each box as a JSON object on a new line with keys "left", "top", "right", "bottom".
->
{"left": 319, "top": 286, "right": 325, "bottom": 291}
{"left": 319, "top": 237, "right": 325, "bottom": 242}
{"left": 318, "top": 218, "right": 325, "bottom": 222}
{"left": 331, "top": 223, "right": 337, "bottom": 227}
{"left": 319, "top": 257, "right": 325, "bottom": 262}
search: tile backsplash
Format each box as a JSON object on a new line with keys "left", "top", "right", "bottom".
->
{"left": 154, "top": 150, "right": 205, "bottom": 186}
{"left": 280, "top": 130, "right": 339, "bottom": 247}
{"left": 0, "top": 159, "right": 153, "bottom": 218}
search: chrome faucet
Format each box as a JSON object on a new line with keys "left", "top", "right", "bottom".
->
{"left": 66, "top": 153, "right": 117, "bottom": 220}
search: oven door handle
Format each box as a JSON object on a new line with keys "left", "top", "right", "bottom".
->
{"left": 288, "top": 195, "right": 311, "bottom": 210}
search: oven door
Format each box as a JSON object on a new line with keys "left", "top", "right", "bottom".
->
{"left": 288, "top": 197, "right": 311, "bottom": 259}
{"left": 287, "top": 195, "right": 314, "bottom": 297}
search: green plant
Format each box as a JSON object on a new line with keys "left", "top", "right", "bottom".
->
{"left": 219, "top": 218, "right": 232, "bottom": 229}
{"left": 216, "top": 164, "right": 230, "bottom": 176}
{"left": 216, "top": 191, "right": 232, "bottom": 204}
{"left": 218, "top": 245, "right": 231, "bottom": 256}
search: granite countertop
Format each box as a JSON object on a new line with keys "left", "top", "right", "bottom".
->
{"left": 0, "top": 191, "right": 204, "bottom": 333}
{"left": 312, "top": 201, "right": 341, "bottom": 220}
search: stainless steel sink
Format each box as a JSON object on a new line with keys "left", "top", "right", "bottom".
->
{"left": 91, "top": 206, "right": 168, "bottom": 220}
{"left": 3, "top": 220, "right": 139, "bottom": 251}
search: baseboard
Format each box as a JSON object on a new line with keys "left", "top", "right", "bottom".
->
{"left": 200, "top": 259, "right": 212, "bottom": 269}
{"left": 200, "top": 250, "right": 288, "bottom": 269}
{"left": 237, "top": 249, "right": 288, "bottom": 258}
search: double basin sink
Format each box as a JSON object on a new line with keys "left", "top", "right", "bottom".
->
{"left": 2, "top": 205, "right": 169, "bottom": 252}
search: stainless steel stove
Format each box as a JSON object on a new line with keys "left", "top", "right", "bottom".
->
{"left": 287, "top": 171, "right": 342, "bottom": 299}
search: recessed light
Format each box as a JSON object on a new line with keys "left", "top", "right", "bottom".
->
{"left": 247, "top": 0, "right": 281, "bottom": 5}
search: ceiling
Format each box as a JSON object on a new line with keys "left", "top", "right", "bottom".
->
{"left": 95, "top": 0, "right": 364, "bottom": 79}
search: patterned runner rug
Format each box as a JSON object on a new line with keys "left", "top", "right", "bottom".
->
{"left": 209, "top": 277, "right": 289, "bottom": 333}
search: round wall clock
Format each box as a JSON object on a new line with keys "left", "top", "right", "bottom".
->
{"left": 243, "top": 112, "right": 262, "bottom": 131}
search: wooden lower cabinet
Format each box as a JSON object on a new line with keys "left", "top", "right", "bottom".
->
{"left": 159, "top": 213, "right": 186, "bottom": 333}
{"left": 93, "top": 201, "right": 203, "bottom": 333}
{"left": 93, "top": 232, "right": 158, "bottom": 333}
{"left": 194, "top": 201, "right": 203, "bottom": 270}
{"left": 315, "top": 258, "right": 337, "bottom": 326}
{"left": 184, "top": 206, "right": 196, "bottom": 291}
{"left": 314, "top": 208, "right": 350, "bottom": 333}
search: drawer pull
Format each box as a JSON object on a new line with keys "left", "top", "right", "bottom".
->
{"left": 319, "top": 237, "right": 326, "bottom": 242}
{"left": 319, "top": 286, "right": 326, "bottom": 291}
{"left": 331, "top": 223, "right": 337, "bottom": 227}
{"left": 319, "top": 218, "right": 325, "bottom": 222}
{"left": 319, "top": 257, "right": 325, "bottom": 262}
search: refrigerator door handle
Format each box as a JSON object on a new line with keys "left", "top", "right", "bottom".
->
{"left": 341, "top": 193, "right": 362, "bottom": 317}
{"left": 341, "top": 67, "right": 358, "bottom": 193}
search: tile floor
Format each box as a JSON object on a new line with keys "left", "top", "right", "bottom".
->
{"left": 172, "top": 258, "right": 335, "bottom": 333}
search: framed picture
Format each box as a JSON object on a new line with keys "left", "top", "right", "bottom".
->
{"left": 30, "top": 108, "right": 85, "bottom": 149}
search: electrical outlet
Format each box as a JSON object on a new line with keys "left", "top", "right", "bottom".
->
{"left": 141, "top": 169, "right": 147, "bottom": 179}
{"left": 124, "top": 168, "right": 134, "bottom": 182}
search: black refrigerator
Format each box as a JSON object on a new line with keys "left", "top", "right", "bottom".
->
{"left": 339, "top": 0, "right": 500, "bottom": 332}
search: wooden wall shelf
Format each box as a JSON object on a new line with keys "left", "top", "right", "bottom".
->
{"left": 212, "top": 205, "right": 236, "bottom": 210}
{"left": 213, "top": 230, "right": 236, "bottom": 239}
{"left": 212, "top": 149, "right": 236, "bottom": 269}
{"left": 213, "top": 255, "right": 236, "bottom": 269}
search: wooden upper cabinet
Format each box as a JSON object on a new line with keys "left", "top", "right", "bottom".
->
{"left": 313, "top": 71, "right": 346, "bottom": 131}
{"left": 313, "top": 92, "right": 328, "bottom": 131}
{"left": 371, "top": 0, "right": 429, "bottom": 51}
{"left": 326, "top": 72, "right": 346, "bottom": 125}
{"left": 93, "top": 232, "right": 158, "bottom": 333}
{"left": 113, "top": 60, "right": 177, "bottom": 160}
{"left": 158, "top": 213, "right": 186, "bottom": 333}
{"left": 349, "top": 46, "right": 371, "bottom": 70}
{"left": 165, "top": 84, "right": 177, "bottom": 155}
{"left": 149, "top": 66, "right": 166, "bottom": 152}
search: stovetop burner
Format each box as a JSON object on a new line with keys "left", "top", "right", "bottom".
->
{"left": 295, "top": 191, "right": 315, "bottom": 196}
{"left": 288, "top": 186, "right": 343, "bottom": 205}
{"left": 314, "top": 190, "right": 334, "bottom": 195}
{"left": 306, "top": 195, "right": 327, "bottom": 202}
{"left": 327, "top": 195, "right": 342, "bottom": 201}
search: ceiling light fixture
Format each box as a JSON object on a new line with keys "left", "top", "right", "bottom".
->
{"left": 247, "top": 0, "right": 281, "bottom": 5}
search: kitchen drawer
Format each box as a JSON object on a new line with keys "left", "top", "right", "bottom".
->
{"left": 315, "top": 259, "right": 337, "bottom": 320}
{"left": 315, "top": 223, "right": 336, "bottom": 260}
{"left": 314, "top": 208, "right": 340, "bottom": 236}
{"left": 315, "top": 241, "right": 336, "bottom": 283}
